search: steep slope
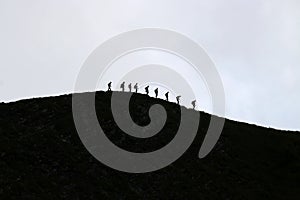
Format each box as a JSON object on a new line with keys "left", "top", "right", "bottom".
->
{"left": 0, "top": 91, "right": 299, "bottom": 199}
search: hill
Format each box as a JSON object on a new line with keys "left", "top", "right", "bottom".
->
{"left": 0, "top": 91, "right": 299, "bottom": 199}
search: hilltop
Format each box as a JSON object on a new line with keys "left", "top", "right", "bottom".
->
{"left": 0, "top": 91, "right": 299, "bottom": 199}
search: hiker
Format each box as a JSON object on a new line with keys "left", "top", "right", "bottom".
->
{"left": 120, "top": 81, "right": 125, "bottom": 92}
{"left": 134, "top": 83, "right": 138, "bottom": 93}
{"left": 154, "top": 88, "right": 158, "bottom": 98}
{"left": 191, "top": 100, "right": 196, "bottom": 110}
{"left": 176, "top": 95, "right": 181, "bottom": 105}
{"left": 107, "top": 82, "right": 112, "bottom": 91}
{"left": 128, "top": 83, "right": 132, "bottom": 92}
{"left": 165, "top": 92, "right": 169, "bottom": 102}
{"left": 145, "top": 86, "right": 149, "bottom": 95}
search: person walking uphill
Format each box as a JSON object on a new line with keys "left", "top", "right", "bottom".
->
{"left": 154, "top": 88, "right": 158, "bottom": 98}
{"left": 176, "top": 95, "right": 181, "bottom": 105}
{"left": 145, "top": 86, "right": 149, "bottom": 95}
{"left": 128, "top": 83, "right": 132, "bottom": 92}
{"left": 134, "top": 83, "right": 138, "bottom": 93}
{"left": 120, "top": 81, "right": 125, "bottom": 92}
{"left": 165, "top": 92, "right": 169, "bottom": 102}
{"left": 191, "top": 100, "right": 196, "bottom": 110}
{"left": 107, "top": 82, "right": 112, "bottom": 91}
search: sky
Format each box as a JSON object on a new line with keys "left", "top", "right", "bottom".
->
{"left": 0, "top": 0, "right": 299, "bottom": 130}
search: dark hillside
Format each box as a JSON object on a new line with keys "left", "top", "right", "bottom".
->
{"left": 0, "top": 91, "right": 299, "bottom": 199}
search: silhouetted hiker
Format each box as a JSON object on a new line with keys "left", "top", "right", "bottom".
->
{"left": 165, "top": 92, "right": 169, "bottom": 101}
{"left": 154, "top": 88, "right": 158, "bottom": 98}
{"left": 145, "top": 86, "right": 149, "bottom": 95}
{"left": 191, "top": 100, "right": 196, "bottom": 110}
{"left": 107, "top": 82, "right": 112, "bottom": 91}
{"left": 120, "top": 81, "right": 125, "bottom": 92}
{"left": 176, "top": 95, "right": 181, "bottom": 105}
{"left": 128, "top": 83, "right": 132, "bottom": 92}
{"left": 134, "top": 83, "right": 138, "bottom": 93}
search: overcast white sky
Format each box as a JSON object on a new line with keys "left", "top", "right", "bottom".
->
{"left": 0, "top": 0, "right": 299, "bottom": 130}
